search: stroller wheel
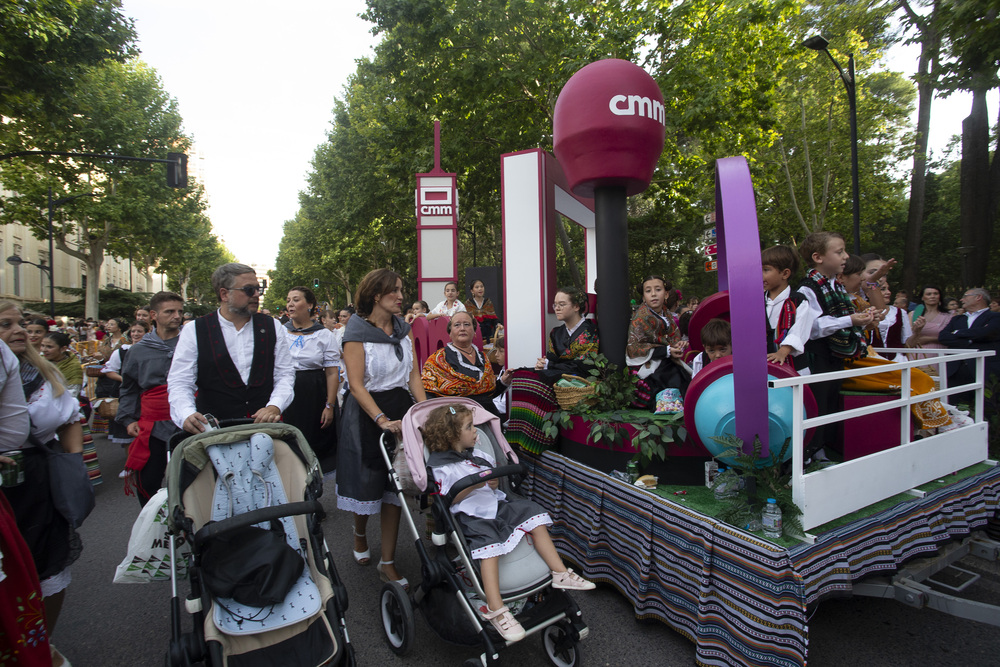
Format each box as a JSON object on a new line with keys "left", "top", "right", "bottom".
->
{"left": 380, "top": 581, "right": 415, "bottom": 655}
{"left": 542, "top": 622, "right": 582, "bottom": 667}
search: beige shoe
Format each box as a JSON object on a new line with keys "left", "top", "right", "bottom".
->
{"left": 483, "top": 605, "right": 525, "bottom": 642}
{"left": 551, "top": 568, "right": 596, "bottom": 591}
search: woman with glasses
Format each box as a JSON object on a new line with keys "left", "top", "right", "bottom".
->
{"left": 421, "top": 311, "right": 512, "bottom": 417}
{"left": 506, "top": 287, "right": 599, "bottom": 456}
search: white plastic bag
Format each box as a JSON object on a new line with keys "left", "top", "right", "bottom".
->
{"left": 113, "top": 487, "right": 191, "bottom": 583}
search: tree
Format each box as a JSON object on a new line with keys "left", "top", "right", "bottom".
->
{"left": 939, "top": 0, "right": 1000, "bottom": 288}
{"left": 0, "top": 59, "right": 192, "bottom": 318}
{"left": 0, "top": 0, "right": 135, "bottom": 122}
{"left": 898, "top": 0, "right": 945, "bottom": 295}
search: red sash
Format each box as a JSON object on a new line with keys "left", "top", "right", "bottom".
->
{"left": 123, "top": 384, "right": 171, "bottom": 474}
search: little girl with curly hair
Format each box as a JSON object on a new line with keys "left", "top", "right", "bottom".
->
{"left": 424, "top": 403, "right": 594, "bottom": 642}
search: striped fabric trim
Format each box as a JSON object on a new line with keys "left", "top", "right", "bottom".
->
{"left": 521, "top": 452, "right": 1000, "bottom": 667}
{"left": 505, "top": 371, "right": 558, "bottom": 455}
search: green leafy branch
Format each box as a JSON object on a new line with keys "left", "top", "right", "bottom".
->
{"left": 709, "top": 434, "right": 804, "bottom": 536}
{"left": 541, "top": 352, "right": 684, "bottom": 464}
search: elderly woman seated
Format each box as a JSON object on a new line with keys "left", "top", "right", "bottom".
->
{"left": 421, "top": 311, "right": 511, "bottom": 416}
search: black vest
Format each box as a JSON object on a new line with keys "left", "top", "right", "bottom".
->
{"left": 194, "top": 312, "right": 276, "bottom": 421}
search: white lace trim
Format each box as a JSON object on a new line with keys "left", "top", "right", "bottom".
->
{"left": 447, "top": 343, "right": 485, "bottom": 381}
{"left": 470, "top": 513, "right": 552, "bottom": 560}
{"left": 335, "top": 487, "right": 401, "bottom": 515}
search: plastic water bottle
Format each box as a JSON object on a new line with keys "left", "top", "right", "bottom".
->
{"left": 714, "top": 468, "right": 738, "bottom": 500}
{"left": 762, "top": 498, "right": 783, "bottom": 539}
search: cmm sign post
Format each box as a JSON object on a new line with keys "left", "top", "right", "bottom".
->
{"left": 415, "top": 121, "right": 459, "bottom": 303}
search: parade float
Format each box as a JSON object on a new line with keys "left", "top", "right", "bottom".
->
{"left": 412, "top": 60, "right": 999, "bottom": 667}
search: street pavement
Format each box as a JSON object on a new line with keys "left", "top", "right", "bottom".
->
{"left": 53, "top": 435, "right": 1000, "bottom": 666}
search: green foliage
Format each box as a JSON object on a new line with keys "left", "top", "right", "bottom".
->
{"left": 709, "top": 434, "right": 804, "bottom": 536}
{"left": 541, "top": 352, "right": 683, "bottom": 465}
{"left": 30, "top": 286, "right": 152, "bottom": 322}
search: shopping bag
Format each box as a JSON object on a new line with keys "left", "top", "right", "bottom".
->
{"left": 113, "top": 488, "right": 192, "bottom": 583}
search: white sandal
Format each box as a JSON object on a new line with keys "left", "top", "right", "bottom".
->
{"left": 483, "top": 605, "right": 525, "bottom": 642}
{"left": 353, "top": 529, "right": 371, "bottom": 566}
{"left": 377, "top": 559, "right": 409, "bottom": 590}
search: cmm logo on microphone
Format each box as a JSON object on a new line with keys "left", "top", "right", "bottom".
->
{"left": 608, "top": 94, "right": 666, "bottom": 126}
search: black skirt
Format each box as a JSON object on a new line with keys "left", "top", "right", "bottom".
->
{"left": 283, "top": 369, "right": 337, "bottom": 474}
{"left": 336, "top": 387, "right": 413, "bottom": 515}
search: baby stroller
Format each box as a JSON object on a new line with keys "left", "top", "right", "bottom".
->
{"left": 378, "top": 396, "right": 588, "bottom": 667}
{"left": 165, "top": 420, "right": 355, "bottom": 666}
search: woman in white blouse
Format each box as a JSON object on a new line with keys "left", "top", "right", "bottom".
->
{"left": 337, "top": 270, "right": 426, "bottom": 589}
{"left": 426, "top": 281, "right": 467, "bottom": 320}
{"left": 283, "top": 287, "right": 341, "bottom": 475}
{"left": 0, "top": 302, "right": 83, "bottom": 667}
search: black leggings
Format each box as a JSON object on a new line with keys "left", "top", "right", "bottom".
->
{"left": 136, "top": 436, "right": 168, "bottom": 508}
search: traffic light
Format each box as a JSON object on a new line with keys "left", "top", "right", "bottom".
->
{"left": 313, "top": 278, "right": 320, "bottom": 289}
{"left": 167, "top": 152, "right": 188, "bottom": 188}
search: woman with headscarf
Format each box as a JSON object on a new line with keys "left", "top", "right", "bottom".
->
{"left": 337, "top": 270, "right": 426, "bottom": 589}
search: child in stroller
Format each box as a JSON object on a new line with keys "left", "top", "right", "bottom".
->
{"left": 424, "top": 403, "right": 595, "bottom": 642}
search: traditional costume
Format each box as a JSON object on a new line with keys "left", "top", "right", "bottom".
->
{"left": 336, "top": 315, "right": 413, "bottom": 515}
{"left": 464, "top": 296, "right": 500, "bottom": 340}
{"left": 538, "top": 318, "right": 599, "bottom": 385}
{"left": 422, "top": 344, "right": 507, "bottom": 416}
{"left": 54, "top": 352, "right": 100, "bottom": 485}
{"left": 626, "top": 303, "right": 688, "bottom": 407}
{"left": 283, "top": 321, "right": 341, "bottom": 474}
{"left": 429, "top": 448, "right": 551, "bottom": 560}
{"left": 118, "top": 329, "right": 182, "bottom": 504}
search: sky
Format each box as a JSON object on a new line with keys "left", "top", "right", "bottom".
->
{"left": 121, "top": 2, "right": 995, "bottom": 269}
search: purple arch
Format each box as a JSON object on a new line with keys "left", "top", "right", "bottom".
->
{"left": 715, "top": 157, "right": 770, "bottom": 455}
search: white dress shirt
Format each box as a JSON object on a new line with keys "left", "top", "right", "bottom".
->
{"left": 168, "top": 311, "right": 296, "bottom": 428}
{"left": 285, "top": 327, "right": 341, "bottom": 371}
{"left": 766, "top": 286, "right": 812, "bottom": 356}
{"left": 965, "top": 307, "right": 987, "bottom": 328}
{"left": 797, "top": 285, "right": 855, "bottom": 339}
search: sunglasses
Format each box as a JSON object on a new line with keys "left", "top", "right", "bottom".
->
{"left": 229, "top": 284, "right": 263, "bottom": 297}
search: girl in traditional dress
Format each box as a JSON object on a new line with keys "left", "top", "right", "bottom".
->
{"left": 464, "top": 279, "right": 500, "bottom": 340}
{"left": 626, "top": 276, "right": 689, "bottom": 407}
{"left": 42, "top": 331, "right": 101, "bottom": 485}
{"left": 425, "top": 403, "right": 594, "bottom": 642}
{"left": 533, "top": 286, "right": 598, "bottom": 385}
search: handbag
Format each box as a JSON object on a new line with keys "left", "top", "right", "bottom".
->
{"left": 33, "top": 434, "right": 96, "bottom": 529}
{"left": 199, "top": 519, "right": 304, "bottom": 607}
{"left": 113, "top": 487, "right": 192, "bottom": 583}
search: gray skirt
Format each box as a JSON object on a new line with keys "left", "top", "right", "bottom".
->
{"left": 456, "top": 498, "right": 552, "bottom": 560}
{"left": 335, "top": 387, "right": 412, "bottom": 515}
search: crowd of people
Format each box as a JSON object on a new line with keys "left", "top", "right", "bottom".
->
{"left": 2, "top": 250, "right": 997, "bottom": 661}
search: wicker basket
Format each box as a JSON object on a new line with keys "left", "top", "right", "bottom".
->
{"left": 553, "top": 374, "right": 596, "bottom": 409}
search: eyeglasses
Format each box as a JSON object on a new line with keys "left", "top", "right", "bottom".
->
{"left": 229, "top": 284, "right": 263, "bottom": 297}
{"left": 552, "top": 301, "right": 571, "bottom": 310}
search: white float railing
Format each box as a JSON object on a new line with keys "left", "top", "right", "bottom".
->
{"left": 767, "top": 348, "right": 994, "bottom": 535}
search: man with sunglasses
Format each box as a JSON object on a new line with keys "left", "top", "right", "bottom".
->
{"left": 168, "top": 263, "right": 295, "bottom": 433}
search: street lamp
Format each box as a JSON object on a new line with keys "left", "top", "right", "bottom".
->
{"left": 7, "top": 254, "right": 54, "bottom": 317}
{"left": 803, "top": 34, "right": 861, "bottom": 255}
{"left": 46, "top": 188, "right": 96, "bottom": 319}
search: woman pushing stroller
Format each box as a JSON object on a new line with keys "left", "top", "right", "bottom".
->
{"left": 424, "top": 403, "right": 595, "bottom": 642}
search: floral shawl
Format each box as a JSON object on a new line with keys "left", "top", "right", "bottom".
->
{"left": 422, "top": 344, "right": 497, "bottom": 397}
{"left": 464, "top": 297, "right": 498, "bottom": 324}
{"left": 626, "top": 303, "right": 680, "bottom": 362}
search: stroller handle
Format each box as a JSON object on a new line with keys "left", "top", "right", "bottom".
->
{"left": 442, "top": 463, "right": 527, "bottom": 506}
{"left": 193, "top": 500, "right": 323, "bottom": 546}
{"left": 167, "top": 417, "right": 256, "bottom": 449}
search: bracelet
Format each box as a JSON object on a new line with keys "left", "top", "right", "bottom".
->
{"left": 373, "top": 412, "right": 386, "bottom": 424}
{"left": 325, "top": 402, "right": 334, "bottom": 409}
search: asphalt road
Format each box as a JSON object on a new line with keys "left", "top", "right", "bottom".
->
{"left": 53, "top": 435, "right": 1000, "bottom": 666}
